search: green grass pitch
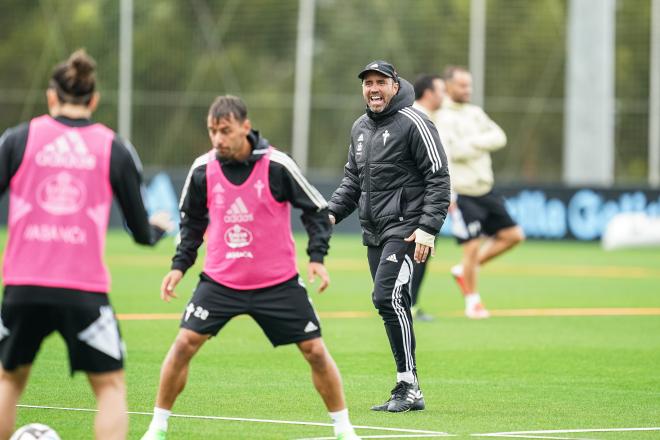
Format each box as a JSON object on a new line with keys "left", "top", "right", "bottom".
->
{"left": 2, "top": 230, "right": 660, "bottom": 439}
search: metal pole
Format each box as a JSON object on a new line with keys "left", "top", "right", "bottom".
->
{"left": 469, "top": 0, "right": 486, "bottom": 107}
{"left": 650, "top": 0, "right": 660, "bottom": 187}
{"left": 118, "top": 0, "right": 133, "bottom": 140}
{"left": 291, "top": 0, "right": 315, "bottom": 172}
{"left": 563, "top": 0, "right": 616, "bottom": 185}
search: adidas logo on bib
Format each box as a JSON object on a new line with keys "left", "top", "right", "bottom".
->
{"left": 224, "top": 197, "right": 254, "bottom": 223}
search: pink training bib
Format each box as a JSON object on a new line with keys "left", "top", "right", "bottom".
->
{"left": 203, "top": 147, "right": 298, "bottom": 289}
{"left": 3, "top": 115, "right": 114, "bottom": 293}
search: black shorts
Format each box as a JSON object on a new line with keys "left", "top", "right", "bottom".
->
{"left": 0, "top": 286, "right": 124, "bottom": 374}
{"left": 451, "top": 191, "right": 517, "bottom": 244}
{"left": 180, "top": 273, "right": 322, "bottom": 347}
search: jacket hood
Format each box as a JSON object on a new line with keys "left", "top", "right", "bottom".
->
{"left": 365, "top": 77, "right": 415, "bottom": 122}
{"left": 249, "top": 130, "right": 270, "bottom": 159}
{"left": 218, "top": 129, "right": 270, "bottom": 164}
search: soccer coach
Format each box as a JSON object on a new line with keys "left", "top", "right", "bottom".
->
{"left": 328, "top": 60, "right": 450, "bottom": 412}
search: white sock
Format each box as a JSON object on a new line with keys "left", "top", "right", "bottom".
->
{"left": 149, "top": 407, "right": 172, "bottom": 432}
{"left": 397, "top": 371, "right": 416, "bottom": 384}
{"left": 329, "top": 408, "right": 354, "bottom": 435}
{"left": 465, "top": 292, "right": 481, "bottom": 308}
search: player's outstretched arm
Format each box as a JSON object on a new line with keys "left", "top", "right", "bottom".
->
{"left": 160, "top": 269, "right": 183, "bottom": 302}
{"left": 308, "top": 262, "right": 330, "bottom": 293}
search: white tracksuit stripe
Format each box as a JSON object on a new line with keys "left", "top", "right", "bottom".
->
{"left": 270, "top": 150, "right": 328, "bottom": 210}
{"left": 391, "top": 258, "right": 415, "bottom": 371}
{"left": 402, "top": 107, "right": 444, "bottom": 172}
{"left": 392, "top": 284, "right": 412, "bottom": 371}
{"left": 401, "top": 107, "right": 443, "bottom": 172}
{"left": 404, "top": 255, "right": 414, "bottom": 303}
{"left": 399, "top": 108, "right": 443, "bottom": 173}
{"left": 180, "top": 153, "right": 210, "bottom": 209}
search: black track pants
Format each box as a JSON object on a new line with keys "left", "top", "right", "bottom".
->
{"left": 367, "top": 239, "right": 417, "bottom": 373}
{"left": 411, "top": 259, "right": 428, "bottom": 306}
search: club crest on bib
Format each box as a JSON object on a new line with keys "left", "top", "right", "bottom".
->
{"left": 224, "top": 224, "right": 253, "bottom": 249}
{"left": 36, "top": 171, "right": 87, "bottom": 215}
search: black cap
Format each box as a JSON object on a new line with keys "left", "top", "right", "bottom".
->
{"left": 358, "top": 60, "right": 399, "bottom": 82}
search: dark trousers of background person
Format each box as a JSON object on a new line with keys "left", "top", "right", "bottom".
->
{"left": 367, "top": 239, "right": 417, "bottom": 374}
{"left": 411, "top": 261, "right": 427, "bottom": 307}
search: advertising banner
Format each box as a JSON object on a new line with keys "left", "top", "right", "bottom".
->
{"left": 440, "top": 186, "right": 660, "bottom": 241}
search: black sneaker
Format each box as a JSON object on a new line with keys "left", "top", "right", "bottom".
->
{"left": 370, "top": 382, "right": 402, "bottom": 412}
{"left": 370, "top": 381, "right": 425, "bottom": 413}
{"left": 370, "top": 400, "right": 390, "bottom": 412}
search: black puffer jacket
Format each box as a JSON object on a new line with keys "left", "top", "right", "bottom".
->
{"left": 328, "top": 78, "right": 451, "bottom": 247}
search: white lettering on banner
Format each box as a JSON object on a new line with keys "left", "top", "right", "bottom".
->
{"left": 225, "top": 251, "right": 254, "bottom": 259}
{"left": 36, "top": 172, "right": 87, "bottom": 215}
{"left": 35, "top": 132, "right": 96, "bottom": 170}
{"left": 23, "top": 224, "right": 87, "bottom": 245}
{"left": 224, "top": 224, "right": 253, "bottom": 249}
{"left": 442, "top": 188, "right": 660, "bottom": 240}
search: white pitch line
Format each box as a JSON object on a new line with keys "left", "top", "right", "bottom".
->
{"left": 17, "top": 405, "right": 450, "bottom": 436}
{"left": 296, "top": 435, "right": 452, "bottom": 439}
{"left": 472, "top": 426, "right": 660, "bottom": 439}
{"left": 474, "top": 435, "right": 596, "bottom": 440}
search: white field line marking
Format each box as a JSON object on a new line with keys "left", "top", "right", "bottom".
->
{"left": 474, "top": 435, "right": 596, "bottom": 440}
{"left": 472, "top": 426, "right": 660, "bottom": 438}
{"left": 116, "top": 308, "right": 660, "bottom": 321}
{"left": 296, "top": 435, "right": 452, "bottom": 439}
{"left": 17, "top": 405, "right": 450, "bottom": 436}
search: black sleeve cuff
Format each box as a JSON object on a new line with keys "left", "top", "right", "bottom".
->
{"left": 171, "top": 261, "right": 190, "bottom": 274}
{"left": 309, "top": 252, "right": 325, "bottom": 264}
{"left": 418, "top": 224, "right": 438, "bottom": 236}
{"left": 150, "top": 225, "right": 167, "bottom": 244}
{"left": 327, "top": 208, "right": 340, "bottom": 224}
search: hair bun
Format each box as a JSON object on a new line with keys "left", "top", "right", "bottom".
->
{"left": 50, "top": 49, "right": 97, "bottom": 105}
{"left": 68, "top": 49, "right": 96, "bottom": 79}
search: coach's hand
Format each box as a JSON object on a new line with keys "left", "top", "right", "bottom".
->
{"left": 405, "top": 229, "right": 436, "bottom": 263}
{"left": 161, "top": 269, "right": 184, "bottom": 302}
{"left": 308, "top": 262, "right": 330, "bottom": 293}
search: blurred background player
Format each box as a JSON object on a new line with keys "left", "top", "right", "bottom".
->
{"left": 410, "top": 74, "right": 446, "bottom": 322}
{"left": 328, "top": 61, "right": 450, "bottom": 412}
{"left": 0, "top": 49, "right": 170, "bottom": 440}
{"left": 140, "top": 96, "right": 359, "bottom": 440}
{"left": 436, "top": 66, "right": 525, "bottom": 319}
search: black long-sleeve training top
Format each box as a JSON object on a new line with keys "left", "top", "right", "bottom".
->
{"left": 172, "top": 129, "right": 331, "bottom": 274}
